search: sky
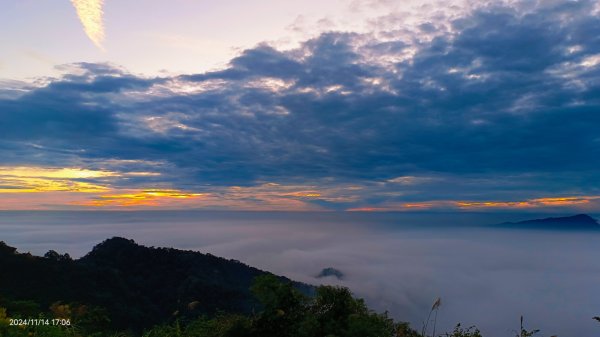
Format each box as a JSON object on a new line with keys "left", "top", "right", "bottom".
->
{"left": 1, "top": 0, "right": 600, "bottom": 211}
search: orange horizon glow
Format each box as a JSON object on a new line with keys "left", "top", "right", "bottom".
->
{"left": 0, "top": 166, "right": 162, "bottom": 194}
{"left": 0, "top": 166, "right": 116, "bottom": 193}
{"left": 347, "top": 196, "right": 600, "bottom": 212}
{"left": 456, "top": 196, "right": 599, "bottom": 209}
{"left": 0, "top": 167, "right": 118, "bottom": 179}
{"left": 75, "top": 189, "right": 205, "bottom": 207}
{"left": 1, "top": 166, "right": 599, "bottom": 211}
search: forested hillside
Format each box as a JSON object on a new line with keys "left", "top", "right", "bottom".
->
{"left": 0, "top": 237, "right": 309, "bottom": 333}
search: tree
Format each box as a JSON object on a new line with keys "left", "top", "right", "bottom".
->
{"left": 44, "top": 250, "right": 72, "bottom": 262}
{"left": 250, "top": 275, "right": 307, "bottom": 337}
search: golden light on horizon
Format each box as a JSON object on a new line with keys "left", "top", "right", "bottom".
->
{"left": 531, "top": 197, "right": 593, "bottom": 206}
{"left": 455, "top": 196, "right": 599, "bottom": 209}
{"left": 455, "top": 201, "right": 531, "bottom": 208}
{"left": 77, "top": 189, "right": 204, "bottom": 207}
{"left": 2, "top": 166, "right": 597, "bottom": 211}
{"left": 0, "top": 167, "right": 118, "bottom": 179}
{"left": 0, "top": 178, "right": 109, "bottom": 193}
{"left": 71, "top": 0, "right": 105, "bottom": 50}
{"left": 286, "top": 191, "right": 322, "bottom": 198}
{"left": 347, "top": 201, "right": 453, "bottom": 211}
{"left": 0, "top": 166, "right": 116, "bottom": 193}
{"left": 347, "top": 196, "right": 600, "bottom": 212}
{"left": 0, "top": 166, "right": 163, "bottom": 195}
{"left": 402, "top": 203, "right": 435, "bottom": 209}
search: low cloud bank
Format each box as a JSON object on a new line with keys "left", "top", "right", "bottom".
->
{"left": 1, "top": 211, "right": 598, "bottom": 336}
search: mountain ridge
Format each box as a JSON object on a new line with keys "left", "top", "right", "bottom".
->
{"left": 497, "top": 214, "right": 599, "bottom": 230}
{"left": 0, "top": 237, "right": 312, "bottom": 332}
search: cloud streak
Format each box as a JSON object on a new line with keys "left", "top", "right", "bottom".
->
{"left": 71, "top": 0, "right": 105, "bottom": 50}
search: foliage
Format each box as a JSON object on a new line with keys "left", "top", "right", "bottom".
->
{"left": 140, "top": 275, "right": 419, "bottom": 337}
{"left": 442, "top": 324, "right": 482, "bottom": 337}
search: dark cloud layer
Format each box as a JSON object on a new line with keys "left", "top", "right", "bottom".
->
{"left": 1, "top": 1, "right": 599, "bottom": 205}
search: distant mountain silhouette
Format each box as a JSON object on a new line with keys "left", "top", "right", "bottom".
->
{"left": 498, "top": 214, "right": 599, "bottom": 230}
{"left": 316, "top": 267, "right": 345, "bottom": 280}
{"left": 0, "top": 237, "right": 311, "bottom": 332}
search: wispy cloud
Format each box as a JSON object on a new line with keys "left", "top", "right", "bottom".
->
{"left": 71, "top": 0, "right": 105, "bottom": 50}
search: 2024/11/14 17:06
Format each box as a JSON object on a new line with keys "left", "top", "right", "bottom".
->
{"left": 9, "top": 318, "right": 71, "bottom": 326}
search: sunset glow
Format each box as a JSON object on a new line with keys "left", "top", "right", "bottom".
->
{"left": 456, "top": 196, "right": 599, "bottom": 209}
{"left": 0, "top": 167, "right": 115, "bottom": 193}
{"left": 0, "top": 167, "right": 117, "bottom": 179}
{"left": 1, "top": 164, "right": 598, "bottom": 211}
{"left": 75, "top": 190, "right": 204, "bottom": 207}
{"left": 347, "top": 196, "right": 600, "bottom": 212}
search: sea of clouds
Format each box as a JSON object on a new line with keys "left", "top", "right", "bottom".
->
{"left": 1, "top": 211, "right": 599, "bottom": 336}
